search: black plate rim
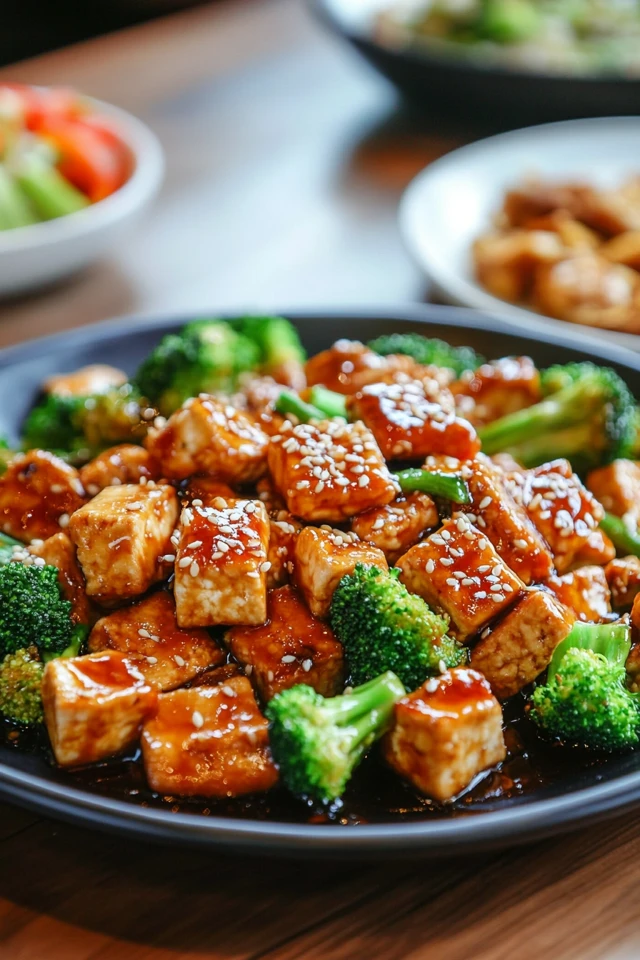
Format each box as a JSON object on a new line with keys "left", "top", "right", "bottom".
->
{"left": 2, "top": 302, "right": 640, "bottom": 854}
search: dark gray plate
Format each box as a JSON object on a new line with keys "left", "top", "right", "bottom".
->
{"left": 2, "top": 304, "right": 640, "bottom": 857}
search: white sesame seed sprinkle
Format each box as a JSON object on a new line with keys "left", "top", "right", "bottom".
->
{"left": 192, "top": 711, "right": 204, "bottom": 728}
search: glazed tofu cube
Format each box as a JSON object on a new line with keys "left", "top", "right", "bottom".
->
{"left": 543, "top": 566, "right": 611, "bottom": 623}
{"left": 451, "top": 356, "right": 541, "bottom": 427}
{"left": 44, "top": 363, "right": 127, "bottom": 397}
{"left": 43, "top": 651, "right": 157, "bottom": 768}
{"left": 383, "top": 669, "right": 506, "bottom": 802}
{"left": 145, "top": 395, "right": 268, "bottom": 484}
{"left": 347, "top": 380, "right": 480, "bottom": 461}
{"left": 68, "top": 484, "right": 178, "bottom": 603}
{"left": 173, "top": 497, "right": 269, "bottom": 627}
{"left": 79, "top": 445, "right": 160, "bottom": 496}
{"left": 88, "top": 590, "right": 225, "bottom": 691}
{"left": 28, "top": 532, "right": 93, "bottom": 626}
{"left": 267, "top": 511, "right": 302, "bottom": 588}
{"left": 256, "top": 474, "right": 287, "bottom": 514}
{"left": 570, "top": 527, "right": 616, "bottom": 568}
{"left": 304, "top": 339, "right": 400, "bottom": 394}
{"left": 587, "top": 459, "right": 640, "bottom": 528}
{"left": 226, "top": 585, "right": 345, "bottom": 700}
{"left": 294, "top": 525, "right": 388, "bottom": 618}
{"left": 141, "top": 676, "right": 278, "bottom": 797}
{"left": 605, "top": 556, "right": 640, "bottom": 610}
{"left": 397, "top": 516, "right": 524, "bottom": 642}
{"left": 470, "top": 589, "right": 575, "bottom": 700}
{"left": 268, "top": 420, "right": 398, "bottom": 523}
{"left": 454, "top": 458, "right": 553, "bottom": 585}
{"left": 351, "top": 492, "right": 438, "bottom": 564}
{"left": 183, "top": 476, "right": 236, "bottom": 504}
{"left": 0, "top": 450, "right": 85, "bottom": 542}
{"left": 521, "top": 460, "right": 604, "bottom": 574}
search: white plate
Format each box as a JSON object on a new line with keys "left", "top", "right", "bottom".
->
{"left": 399, "top": 117, "right": 640, "bottom": 352}
{"left": 0, "top": 97, "right": 164, "bottom": 297}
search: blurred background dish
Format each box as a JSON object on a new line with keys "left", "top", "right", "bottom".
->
{"left": 313, "top": 0, "right": 640, "bottom": 123}
{"left": 399, "top": 116, "right": 640, "bottom": 351}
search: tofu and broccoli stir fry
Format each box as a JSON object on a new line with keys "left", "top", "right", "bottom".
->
{"left": 2, "top": 315, "right": 640, "bottom": 819}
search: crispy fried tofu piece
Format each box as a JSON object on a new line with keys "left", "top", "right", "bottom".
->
{"left": 173, "top": 497, "right": 269, "bottom": 628}
{"left": 183, "top": 477, "right": 236, "bottom": 504}
{"left": 226, "top": 585, "right": 344, "bottom": 701}
{"left": 28, "top": 532, "right": 93, "bottom": 626}
{"left": 521, "top": 460, "right": 604, "bottom": 574}
{"left": 452, "top": 458, "right": 553, "bottom": 585}
{"left": 502, "top": 179, "right": 640, "bottom": 236}
{"left": 267, "top": 511, "right": 302, "bottom": 588}
{"left": 44, "top": 364, "right": 127, "bottom": 397}
{"left": 570, "top": 527, "right": 616, "bottom": 568}
{"left": 543, "top": 566, "right": 611, "bottom": 623}
{"left": 68, "top": 484, "right": 178, "bottom": 603}
{"left": 470, "top": 589, "right": 574, "bottom": 700}
{"left": 141, "top": 676, "right": 278, "bottom": 797}
{"left": 533, "top": 255, "right": 640, "bottom": 333}
{"left": 79, "top": 445, "right": 160, "bottom": 497}
{"left": 268, "top": 420, "right": 398, "bottom": 523}
{"left": 601, "top": 231, "right": 640, "bottom": 270}
{"left": 88, "top": 591, "right": 224, "bottom": 691}
{"left": 43, "top": 651, "right": 157, "bottom": 768}
{"left": 304, "top": 339, "right": 407, "bottom": 395}
{"left": 473, "top": 230, "right": 565, "bottom": 302}
{"left": 0, "top": 450, "right": 85, "bottom": 543}
{"left": 606, "top": 556, "right": 640, "bottom": 611}
{"left": 145, "top": 395, "right": 268, "bottom": 484}
{"left": 397, "top": 515, "right": 524, "bottom": 642}
{"left": 587, "top": 460, "right": 640, "bottom": 528}
{"left": 294, "top": 525, "right": 388, "bottom": 618}
{"left": 347, "top": 380, "right": 480, "bottom": 461}
{"left": 383, "top": 668, "right": 506, "bottom": 802}
{"left": 452, "top": 357, "right": 541, "bottom": 428}
{"left": 351, "top": 492, "right": 438, "bottom": 564}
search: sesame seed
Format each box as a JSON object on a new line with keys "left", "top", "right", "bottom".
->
{"left": 514, "top": 539, "right": 528, "bottom": 550}
{"left": 138, "top": 628, "right": 151, "bottom": 638}
{"left": 190, "top": 561, "right": 200, "bottom": 577}
{"left": 438, "top": 660, "right": 446, "bottom": 674}
{"left": 478, "top": 496, "right": 492, "bottom": 510}
{"left": 492, "top": 593, "right": 505, "bottom": 602}
{"left": 358, "top": 475, "right": 370, "bottom": 487}
{"left": 446, "top": 577, "right": 458, "bottom": 587}
{"left": 462, "top": 578, "right": 475, "bottom": 586}
{"left": 187, "top": 540, "right": 203, "bottom": 549}
{"left": 58, "top": 513, "right": 70, "bottom": 528}
{"left": 426, "top": 559, "right": 435, "bottom": 574}
{"left": 302, "top": 659, "right": 313, "bottom": 672}
{"left": 178, "top": 557, "right": 192, "bottom": 568}
{"left": 281, "top": 655, "right": 296, "bottom": 664}
{"left": 478, "top": 538, "right": 488, "bottom": 550}
{"left": 192, "top": 711, "right": 204, "bottom": 728}
{"left": 260, "top": 561, "right": 272, "bottom": 572}
{"left": 474, "top": 591, "right": 487, "bottom": 599}
{"left": 440, "top": 557, "right": 454, "bottom": 566}
{"left": 146, "top": 657, "right": 158, "bottom": 664}
{"left": 425, "top": 678, "right": 439, "bottom": 693}
{"left": 174, "top": 655, "right": 186, "bottom": 667}
{"left": 160, "top": 554, "right": 175, "bottom": 563}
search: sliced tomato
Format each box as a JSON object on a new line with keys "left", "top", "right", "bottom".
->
{"left": 36, "top": 117, "right": 129, "bottom": 202}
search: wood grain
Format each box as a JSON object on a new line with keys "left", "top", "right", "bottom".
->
{"left": 0, "top": 2, "right": 636, "bottom": 958}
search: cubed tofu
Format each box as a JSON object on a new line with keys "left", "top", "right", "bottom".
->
{"left": 451, "top": 356, "right": 541, "bottom": 428}
{"left": 543, "top": 566, "right": 611, "bottom": 623}
{"left": 606, "top": 556, "right": 640, "bottom": 611}
{"left": 570, "top": 527, "right": 616, "bottom": 568}
{"left": 44, "top": 363, "right": 127, "bottom": 397}
{"left": 145, "top": 395, "right": 268, "bottom": 484}
{"left": 173, "top": 497, "right": 269, "bottom": 627}
{"left": 268, "top": 420, "right": 398, "bottom": 523}
{"left": 587, "top": 459, "right": 640, "bottom": 528}
{"left": 88, "top": 590, "right": 225, "bottom": 691}
{"left": 226, "top": 585, "right": 345, "bottom": 700}
{"left": 79, "top": 445, "right": 160, "bottom": 496}
{"left": 43, "top": 651, "right": 157, "bottom": 768}
{"left": 470, "top": 589, "right": 574, "bottom": 700}
{"left": 347, "top": 380, "right": 480, "bottom": 461}
{"left": 453, "top": 458, "right": 553, "bottom": 585}
{"left": 294, "top": 525, "right": 388, "bottom": 618}
{"left": 267, "top": 511, "right": 302, "bottom": 588}
{"left": 0, "top": 450, "right": 85, "bottom": 542}
{"left": 383, "top": 668, "right": 506, "bottom": 802}
{"left": 28, "top": 532, "right": 93, "bottom": 626}
{"left": 304, "top": 339, "right": 403, "bottom": 395}
{"left": 68, "top": 484, "right": 178, "bottom": 603}
{"left": 397, "top": 516, "right": 524, "bottom": 641}
{"left": 351, "top": 492, "right": 438, "bottom": 564}
{"left": 520, "top": 460, "right": 604, "bottom": 574}
{"left": 141, "top": 676, "right": 278, "bottom": 797}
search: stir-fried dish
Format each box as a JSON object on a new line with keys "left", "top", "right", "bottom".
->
{"left": 376, "top": 0, "right": 640, "bottom": 77}
{"left": 474, "top": 176, "right": 640, "bottom": 335}
{"left": 2, "top": 315, "right": 640, "bottom": 821}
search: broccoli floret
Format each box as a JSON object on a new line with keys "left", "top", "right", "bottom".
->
{"left": 0, "top": 646, "right": 44, "bottom": 725}
{"left": 230, "top": 315, "right": 306, "bottom": 377}
{"left": 330, "top": 564, "right": 467, "bottom": 690}
{"left": 22, "top": 384, "right": 148, "bottom": 463}
{"left": 479, "top": 362, "right": 636, "bottom": 472}
{"left": 0, "top": 562, "right": 76, "bottom": 660}
{"left": 368, "top": 333, "right": 483, "bottom": 376}
{"left": 530, "top": 621, "right": 639, "bottom": 751}
{"left": 266, "top": 671, "right": 406, "bottom": 804}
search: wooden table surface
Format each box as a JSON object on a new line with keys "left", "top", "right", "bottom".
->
{"left": 0, "top": 3, "right": 638, "bottom": 958}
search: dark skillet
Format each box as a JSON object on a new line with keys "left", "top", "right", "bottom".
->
{"left": 312, "top": 0, "right": 640, "bottom": 125}
{"left": 1, "top": 305, "right": 640, "bottom": 858}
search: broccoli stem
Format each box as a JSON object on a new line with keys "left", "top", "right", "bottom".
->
{"left": 275, "top": 391, "right": 325, "bottom": 422}
{"left": 41, "top": 624, "right": 88, "bottom": 664}
{"left": 331, "top": 671, "right": 406, "bottom": 731}
{"left": 548, "top": 620, "right": 631, "bottom": 677}
{"left": 600, "top": 513, "right": 640, "bottom": 559}
{"left": 396, "top": 467, "right": 471, "bottom": 504}
{"left": 308, "top": 386, "right": 348, "bottom": 420}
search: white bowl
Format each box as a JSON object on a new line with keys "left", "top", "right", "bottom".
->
{"left": 0, "top": 97, "right": 164, "bottom": 296}
{"left": 399, "top": 117, "right": 640, "bottom": 352}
